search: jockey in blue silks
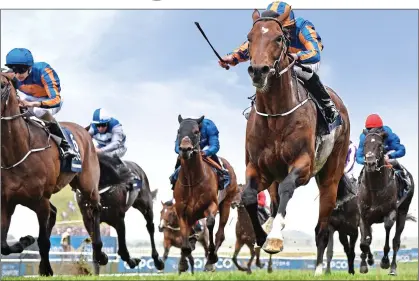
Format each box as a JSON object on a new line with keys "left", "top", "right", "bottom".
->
{"left": 356, "top": 113, "right": 411, "bottom": 200}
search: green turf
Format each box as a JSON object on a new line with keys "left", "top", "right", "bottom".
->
{"left": 50, "top": 185, "right": 82, "bottom": 222}
{"left": 3, "top": 262, "right": 417, "bottom": 280}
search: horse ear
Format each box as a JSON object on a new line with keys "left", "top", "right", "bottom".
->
{"left": 161, "top": 200, "right": 164, "bottom": 206}
{"left": 178, "top": 114, "right": 183, "bottom": 124}
{"left": 252, "top": 9, "right": 260, "bottom": 22}
{"left": 197, "top": 115, "right": 205, "bottom": 125}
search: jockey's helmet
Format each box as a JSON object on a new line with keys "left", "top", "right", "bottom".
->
{"left": 266, "top": 1, "right": 295, "bottom": 27}
{"left": 365, "top": 114, "right": 383, "bottom": 129}
{"left": 5, "top": 48, "right": 34, "bottom": 67}
{"left": 92, "top": 108, "right": 112, "bottom": 125}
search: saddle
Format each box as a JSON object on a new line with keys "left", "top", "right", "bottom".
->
{"left": 202, "top": 156, "right": 230, "bottom": 190}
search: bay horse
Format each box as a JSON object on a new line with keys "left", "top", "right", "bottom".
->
{"left": 174, "top": 114, "right": 239, "bottom": 274}
{"left": 231, "top": 184, "right": 277, "bottom": 274}
{"left": 240, "top": 9, "right": 350, "bottom": 276}
{"left": 325, "top": 174, "right": 359, "bottom": 275}
{"left": 74, "top": 154, "right": 165, "bottom": 274}
{"left": 357, "top": 128, "right": 416, "bottom": 276}
{"left": 0, "top": 72, "right": 124, "bottom": 276}
{"left": 158, "top": 200, "right": 209, "bottom": 271}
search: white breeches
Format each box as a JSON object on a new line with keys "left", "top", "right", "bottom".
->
{"left": 293, "top": 61, "right": 320, "bottom": 81}
{"left": 19, "top": 93, "right": 63, "bottom": 118}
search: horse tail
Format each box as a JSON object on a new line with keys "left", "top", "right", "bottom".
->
{"left": 406, "top": 213, "right": 417, "bottom": 223}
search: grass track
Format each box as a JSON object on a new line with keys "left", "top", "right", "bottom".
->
{"left": 3, "top": 262, "right": 417, "bottom": 280}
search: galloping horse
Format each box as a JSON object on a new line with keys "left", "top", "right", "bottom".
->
{"left": 357, "top": 128, "right": 416, "bottom": 276}
{"left": 75, "top": 154, "right": 164, "bottom": 274}
{"left": 174, "top": 115, "right": 238, "bottom": 274}
{"left": 240, "top": 10, "right": 350, "bottom": 276}
{"left": 0, "top": 72, "right": 122, "bottom": 276}
{"left": 158, "top": 200, "right": 209, "bottom": 268}
{"left": 325, "top": 174, "right": 359, "bottom": 275}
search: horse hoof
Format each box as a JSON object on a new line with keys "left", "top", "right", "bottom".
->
{"left": 127, "top": 258, "right": 141, "bottom": 269}
{"left": 20, "top": 235, "right": 36, "bottom": 247}
{"left": 262, "top": 238, "right": 283, "bottom": 254}
{"left": 246, "top": 269, "right": 252, "bottom": 275}
{"left": 325, "top": 269, "right": 331, "bottom": 275}
{"left": 98, "top": 252, "right": 109, "bottom": 266}
{"left": 155, "top": 258, "right": 165, "bottom": 271}
{"left": 388, "top": 270, "right": 397, "bottom": 276}
{"left": 348, "top": 269, "right": 355, "bottom": 275}
{"left": 360, "top": 265, "right": 368, "bottom": 274}
{"left": 204, "top": 263, "right": 216, "bottom": 272}
{"left": 268, "top": 267, "right": 273, "bottom": 274}
{"left": 380, "top": 259, "right": 390, "bottom": 269}
{"left": 39, "top": 262, "right": 54, "bottom": 277}
{"left": 367, "top": 258, "right": 375, "bottom": 266}
{"left": 257, "top": 262, "right": 265, "bottom": 268}
{"left": 179, "top": 260, "right": 188, "bottom": 272}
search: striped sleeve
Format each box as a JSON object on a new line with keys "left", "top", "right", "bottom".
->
{"left": 228, "top": 41, "right": 250, "bottom": 65}
{"left": 296, "top": 25, "right": 323, "bottom": 64}
{"left": 40, "top": 67, "right": 61, "bottom": 108}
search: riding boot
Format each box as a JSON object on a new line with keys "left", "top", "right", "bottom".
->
{"left": 40, "top": 112, "right": 77, "bottom": 158}
{"left": 209, "top": 154, "right": 228, "bottom": 189}
{"left": 388, "top": 159, "right": 411, "bottom": 195}
{"left": 304, "top": 72, "right": 340, "bottom": 124}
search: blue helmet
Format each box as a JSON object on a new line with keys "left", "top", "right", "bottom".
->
{"left": 92, "top": 108, "right": 112, "bottom": 124}
{"left": 5, "top": 48, "right": 34, "bottom": 66}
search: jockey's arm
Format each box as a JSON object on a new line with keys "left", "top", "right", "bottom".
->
{"left": 387, "top": 132, "right": 406, "bottom": 159}
{"left": 39, "top": 67, "right": 61, "bottom": 109}
{"left": 227, "top": 41, "right": 250, "bottom": 66}
{"left": 294, "top": 24, "right": 323, "bottom": 64}
{"left": 355, "top": 133, "right": 366, "bottom": 165}
{"left": 344, "top": 144, "right": 357, "bottom": 174}
{"left": 174, "top": 138, "right": 180, "bottom": 154}
{"left": 99, "top": 125, "right": 125, "bottom": 153}
{"left": 202, "top": 124, "right": 220, "bottom": 157}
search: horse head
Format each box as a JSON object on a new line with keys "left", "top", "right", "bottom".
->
{"left": 363, "top": 128, "right": 388, "bottom": 172}
{"left": 159, "top": 200, "right": 178, "bottom": 232}
{"left": 176, "top": 114, "right": 204, "bottom": 160}
{"left": 0, "top": 72, "right": 20, "bottom": 118}
{"left": 246, "top": 9, "right": 292, "bottom": 90}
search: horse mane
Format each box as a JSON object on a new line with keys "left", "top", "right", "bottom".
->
{"left": 97, "top": 153, "right": 132, "bottom": 187}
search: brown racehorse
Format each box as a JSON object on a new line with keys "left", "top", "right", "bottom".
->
{"left": 174, "top": 115, "right": 238, "bottom": 274}
{"left": 240, "top": 10, "right": 350, "bottom": 276}
{"left": 0, "top": 72, "right": 122, "bottom": 276}
{"left": 231, "top": 184, "right": 277, "bottom": 274}
{"left": 158, "top": 200, "right": 209, "bottom": 270}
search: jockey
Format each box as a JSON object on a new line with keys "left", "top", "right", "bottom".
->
{"left": 355, "top": 114, "right": 410, "bottom": 198}
{"left": 88, "top": 108, "right": 127, "bottom": 158}
{"left": 5, "top": 47, "right": 77, "bottom": 158}
{"left": 170, "top": 116, "right": 229, "bottom": 190}
{"left": 219, "top": 1, "right": 340, "bottom": 126}
{"left": 344, "top": 140, "right": 357, "bottom": 180}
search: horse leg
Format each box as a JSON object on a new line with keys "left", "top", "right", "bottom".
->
{"left": 71, "top": 178, "right": 108, "bottom": 268}
{"left": 1, "top": 202, "right": 35, "bottom": 255}
{"left": 380, "top": 210, "right": 396, "bottom": 270}
{"left": 162, "top": 240, "right": 171, "bottom": 263}
{"left": 34, "top": 198, "right": 54, "bottom": 276}
{"left": 135, "top": 202, "right": 165, "bottom": 271}
{"left": 177, "top": 216, "right": 192, "bottom": 274}
{"left": 359, "top": 217, "right": 373, "bottom": 274}
{"left": 338, "top": 232, "right": 352, "bottom": 275}
{"left": 186, "top": 253, "right": 195, "bottom": 275}
{"left": 389, "top": 212, "right": 408, "bottom": 276}
{"left": 267, "top": 254, "right": 273, "bottom": 273}
{"left": 347, "top": 231, "right": 358, "bottom": 275}
{"left": 242, "top": 164, "right": 268, "bottom": 248}
{"left": 245, "top": 242, "right": 256, "bottom": 274}
{"left": 114, "top": 216, "right": 141, "bottom": 269}
{"left": 325, "top": 227, "right": 335, "bottom": 275}
{"left": 264, "top": 156, "right": 312, "bottom": 254}
{"left": 199, "top": 230, "right": 210, "bottom": 259}
{"left": 232, "top": 240, "right": 246, "bottom": 271}
{"left": 255, "top": 244, "right": 265, "bottom": 268}
{"left": 214, "top": 200, "right": 231, "bottom": 254}
{"left": 204, "top": 202, "right": 218, "bottom": 270}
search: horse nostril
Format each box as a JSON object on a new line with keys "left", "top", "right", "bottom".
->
{"left": 261, "top": 65, "right": 270, "bottom": 74}
{"left": 247, "top": 66, "right": 254, "bottom": 75}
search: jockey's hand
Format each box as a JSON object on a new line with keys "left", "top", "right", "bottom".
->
{"left": 384, "top": 154, "right": 390, "bottom": 162}
{"left": 218, "top": 54, "right": 234, "bottom": 69}
{"left": 200, "top": 151, "right": 207, "bottom": 157}
{"left": 19, "top": 100, "right": 40, "bottom": 108}
{"left": 290, "top": 53, "right": 299, "bottom": 61}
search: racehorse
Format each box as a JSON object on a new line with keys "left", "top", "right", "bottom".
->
{"left": 74, "top": 154, "right": 165, "bottom": 274}
{"left": 231, "top": 184, "right": 276, "bottom": 274}
{"left": 357, "top": 128, "right": 416, "bottom": 276}
{"left": 158, "top": 200, "right": 209, "bottom": 270}
{"left": 240, "top": 9, "right": 351, "bottom": 276}
{"left": 174, "top": 115, "right": 239, "bottom": 274}
{"left": 325, "top": 174, "right": 359, "bottom": 275}
{"left": 0, "top": 72, "right": 122, "bottom": 276}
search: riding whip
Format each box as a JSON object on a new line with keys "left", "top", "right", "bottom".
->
{"left": 194, "top": 22, "right": 230, "bottom": 70}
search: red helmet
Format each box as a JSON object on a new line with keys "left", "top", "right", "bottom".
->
{"left": 365, "top": 114, "right": 383, "bottom": 129}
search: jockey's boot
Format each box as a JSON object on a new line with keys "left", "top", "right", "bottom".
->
{"left": 388, "top": 159, "right": 411, "bottom": 197}
{"left": 170, "top": 157, "right": 181, "bottom": 190}
{"left": 40, "top": 112, "right": 77, "bottom": 158}
{"left": 305, "top": 72, "right": 340, "bottom": 124}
